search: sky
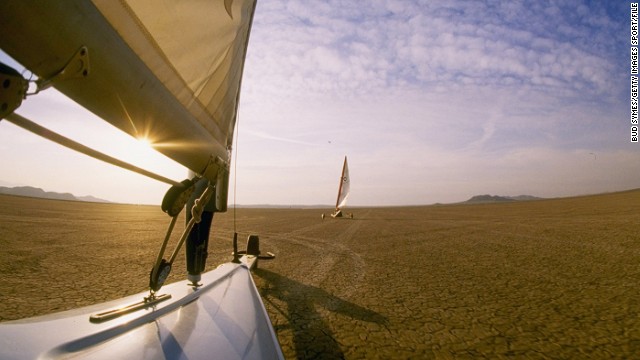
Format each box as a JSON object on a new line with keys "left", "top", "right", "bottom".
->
{"left": 0, "top": 0, "right": 638, "bottom": 206}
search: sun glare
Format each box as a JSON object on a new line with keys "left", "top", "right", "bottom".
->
{"left": 135, "top": 138, "right": 158, "bottom": 168}
{"left": 103, "top": 132, "right": 184, "bottom": 181}
{"left": 136, "top": 136, "right": 153, "bottom": 149}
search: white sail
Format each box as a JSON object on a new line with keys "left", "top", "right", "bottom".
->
{"left": 336, "top": 157, "right": 350, "bottom": 209}
{"left": 0, "top": 2, "right": 286, "bottom": 358}
{"left": 0, "top": 0, "right": 256, "bottom": 182}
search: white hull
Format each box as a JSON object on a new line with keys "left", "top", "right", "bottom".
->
{"left": 0, "top": 257, "right": 283, "bottom": 359}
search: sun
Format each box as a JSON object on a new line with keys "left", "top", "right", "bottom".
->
{"left": 136, "top": 136, "right": 152, "bottom": 148}
{"left": 104, "top": 132, "right": 184, "bottom": 182}
{"left": 133, "top": 137, "right": 165, "bottom": 168}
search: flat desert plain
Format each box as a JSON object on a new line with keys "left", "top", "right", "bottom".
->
{"left": 1, "top": 189, "right": 640, "bottom": 359}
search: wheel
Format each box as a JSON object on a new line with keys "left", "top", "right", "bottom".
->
{"left": 246, "top": 235, "right": 260, "bottom": 269}
{"left": 149, "top": 259, "right": 172, "bottom": 292}
{"left": 246, "top": 235, "right": 260, "bottom": 256}
{"left": 161, "top": 179, "right": 195, "bottom": 217}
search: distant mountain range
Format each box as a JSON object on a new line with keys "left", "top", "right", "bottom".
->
{"left": 463, "top": 194, "right": 543, "bottom": 204}
{"left": 0, "top": 185, "right": 545, "bottom": 207}
{"left": 0, "top": 186, "right": 111, "bottom": 203}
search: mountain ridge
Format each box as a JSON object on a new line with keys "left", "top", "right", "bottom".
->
{"left": 0, "top": 186, "right": 111, "bottom": 203}
{"left": 464, "top": 194, "right": 543, "bottom": 204}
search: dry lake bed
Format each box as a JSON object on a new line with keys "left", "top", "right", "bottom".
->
{"left": 1, "top": 189, "right": 640, "bottom": 359}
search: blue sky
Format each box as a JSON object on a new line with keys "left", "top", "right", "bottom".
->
{"left": 1, "top": 1, "right": 638, "bottom": 206}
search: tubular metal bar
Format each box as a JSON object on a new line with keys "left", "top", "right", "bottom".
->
{"left": 150, "top": 215, "right": 179, "bottom": 283}
{"left": 4, "top": 112, "right": 180, "bottom": 186}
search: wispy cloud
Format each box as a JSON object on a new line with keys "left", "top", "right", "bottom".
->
{"left": 246, "top": 1, "right": 624, "bottom": 100}
{"left": 246, "top": 129, "right": 319, "bottom": 146}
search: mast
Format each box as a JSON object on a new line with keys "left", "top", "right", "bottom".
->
{"left": 335, "top": 156, "right": 347, "bottom": 210}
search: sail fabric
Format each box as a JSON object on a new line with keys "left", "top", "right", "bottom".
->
{"left": 91, "top": 0, "right": 254, "bottom": 150}
{"left": 0, "top": 0, "right": 256, "bottom": 181}
{"left": 337, "top": 158, "right": 350, "bottom": 209}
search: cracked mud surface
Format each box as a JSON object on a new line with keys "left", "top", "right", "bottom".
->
{"left": 1, "top": 190, "right": 640, "bottom": 358}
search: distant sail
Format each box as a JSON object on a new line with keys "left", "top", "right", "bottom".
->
{"left": 335, "top": 157, "right": 350, "bottom": 209}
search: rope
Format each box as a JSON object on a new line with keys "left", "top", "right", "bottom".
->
{"left": 150, "top": 215, "right": 178, "bottom": 283}
{"left": 4, "top": 112, "right": 180, "bottom": 186}
{"left": 168, "top": 184, "right": 214, "bottom": 264}
{"left": 233, "top": 110, "right": 240, "bottom": 233}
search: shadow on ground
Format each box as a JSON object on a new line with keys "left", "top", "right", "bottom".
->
{"left": 254, "top": 268, "right": 387, "bottom": 358}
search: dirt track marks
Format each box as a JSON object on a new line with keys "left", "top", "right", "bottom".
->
{"left": 257, "top": 211, "right": 367, "bottom": 298}
{"left": 245, "top": 210, "right": 375, "bottom": 358}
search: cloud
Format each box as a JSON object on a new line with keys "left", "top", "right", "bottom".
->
{"left": 246, "top": 129, "right": 319, "bottom": 146}
{"left": 247, "top": 0, "right": 623, "bottom": 104}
